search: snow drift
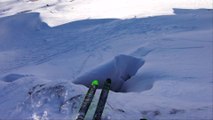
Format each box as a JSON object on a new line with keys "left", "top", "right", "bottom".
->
{"left": 73, "top": 54, "right": 145, "bottom": 92}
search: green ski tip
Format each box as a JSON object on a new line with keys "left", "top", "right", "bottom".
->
{"left": 91, "top": 80, "right": 99, "bottom": 86}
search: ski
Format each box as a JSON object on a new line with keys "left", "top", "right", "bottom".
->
{"left": 76, "top": 80, "right": 99, "bottom": 120}
{"left": 93, "top": 78, "right": 111, "bottom": 120}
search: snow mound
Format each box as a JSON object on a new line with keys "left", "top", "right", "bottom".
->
{"left": 0, "top": 13, "right": 48, "bottom": 50}
{"left": 74, "top": 54, "right": 145, "bottom": 92}
{"left": 0, "top": 12, "right": 48, "bottom": 35}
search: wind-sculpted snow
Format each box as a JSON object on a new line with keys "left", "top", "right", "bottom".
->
{"left": 74, "top": 54, "right": 144, "bottom": 92}
{"left": 0, "top": 13, "right": 49, "bottom": 50}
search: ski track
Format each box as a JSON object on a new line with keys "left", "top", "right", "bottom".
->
{"left": 1, "top": 10, "right": 209, "bottom": 75}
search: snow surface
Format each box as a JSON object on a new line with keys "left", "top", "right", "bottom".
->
{"left": 0, "top": 0, "right": 212, "bottom": 26}
{"left": 0, "top": 0, "right": 213, "bottom": 119}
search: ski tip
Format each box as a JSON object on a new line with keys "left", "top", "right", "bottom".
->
{"left": 106, "top": 78, "right": 111, "bottom": 83}
{"left": 91, "top": 80, "right": 99, "bottom": 86}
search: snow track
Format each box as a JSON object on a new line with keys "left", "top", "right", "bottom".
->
{"left": 1, "top": 9, "right": 212, "bottom": 77}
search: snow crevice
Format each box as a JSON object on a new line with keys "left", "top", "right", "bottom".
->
{"left": 73, "top": 54, "right": 145, "bottom": 92}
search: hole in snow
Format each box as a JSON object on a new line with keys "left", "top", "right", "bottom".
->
{"left": 1, "top": 73, "right": 27, "bottom": 82}
{"left": 73, "top": 54, "right": 145, "bottom": 92}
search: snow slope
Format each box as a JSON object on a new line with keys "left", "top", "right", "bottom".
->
{"left": 0, "top": 0, "right": 212, "bottom": 26}
{"left": 0, "top": 0, "right": 213, "bottom": 120}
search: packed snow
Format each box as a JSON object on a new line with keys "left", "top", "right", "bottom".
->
{"left": 0, "top": 0, "right": 212, "bottom": 120}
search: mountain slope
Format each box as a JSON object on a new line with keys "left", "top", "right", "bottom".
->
{"left": 0, "top": 0, "right": 212, "bottom": 120}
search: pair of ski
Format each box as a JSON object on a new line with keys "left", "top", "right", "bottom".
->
{"left": 76, "top": 79, "right": 111, "bottom": 120}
